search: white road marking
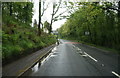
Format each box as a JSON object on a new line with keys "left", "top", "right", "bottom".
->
{"left": 84, "top": 52, "right": 98, "bottom": 62}
{"left": 72, "top": 44, "right": 76, "bottom": 48}
{"left": 77, "top": 48, "right": 81, "bottom": 51}
{"left": 72, "top": 45, "right": 98, "bottom": 62}
{"left": 112, "top": 71, "right": 120, "bottom": 78}
{"left": 77, "top": 51, "right": 83, "bottom": 54}
{"left": 81, "top": 55, "right": 87, "bottom": 57}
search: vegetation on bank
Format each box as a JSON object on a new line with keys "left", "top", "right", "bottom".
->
{"left": 2, "top": 2, "right": 56, "bottom": 64}
{"left": 58, "top": 2, "right": 120, "bottom": 54}
{"left": 64, "top": 38, "right": 118, "bottom": 54}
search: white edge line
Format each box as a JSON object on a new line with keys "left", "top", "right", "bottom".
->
{"left": 84, "top": 52, "right": 98, "bottom": 62}
{"left": 112, "top": 71, "right": 120, "bottom": 78}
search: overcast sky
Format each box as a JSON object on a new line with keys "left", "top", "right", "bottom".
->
{"left": 32, "top": 0, "right": 69, "bottom": 31}
{"left": 32, "top": 0, "right": 119, "bottom": 30}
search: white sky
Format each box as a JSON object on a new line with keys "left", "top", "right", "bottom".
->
{"left": 32, "top": 0, "right": 118, "bottom": 30}
{"left": 32, "top": 0, "right": 68, "bottom": 31}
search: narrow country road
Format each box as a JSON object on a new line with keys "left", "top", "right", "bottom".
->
{"left": 22, "top": 39, "right": 119, "bottom": 77}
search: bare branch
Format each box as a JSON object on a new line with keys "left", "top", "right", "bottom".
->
{"left": 104, "top": 7, "right": 120, "bottom": 12}
{"left": 41, "top": 0, "right": 50, "bottom": 16}
{"left": 54, "top": 10, "right": 68, "bottom": 19}
{"left": 54, "top": 0, "right": 62, "bottom": 15}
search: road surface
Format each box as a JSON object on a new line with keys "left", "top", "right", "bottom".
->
{"left": 22, "top": 39, "right": 120, "bottom": 77}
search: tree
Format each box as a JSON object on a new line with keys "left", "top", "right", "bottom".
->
{"left": 37, "top": 0, "right": 50, "bottom": 35}
{"left": 2, "top": 2, "right": 33, "bottom": 26}
{"left": 33, "top": 19, "right": 37, "bottom": 28}
{"left": 38, "top": 0, "right": 41, "bottom": 36}
{"left": 44, "top": 21, "right": 50, "bottom": 33}
{"left": 49, "top": 0, "right": 62, "bottom": 34}
{"left": 58, "top": 2, "right": 119, "bottom": 51}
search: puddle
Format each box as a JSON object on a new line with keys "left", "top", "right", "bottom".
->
{"left": 22, "top": 46, "right": 58, "bottom": 76}
{"left": 52, "top": 47, "right": 57, "bottom": 52}
{"left": 41, "top": 57, "right": 47, "bottom": 65}
{"left": 31, "top": 62, "right": 41, "bottom": 73}
{"left": 53, "top": 52, "right": 59, "bottom": 55}
{"left": 50, "top": 55, "right": 57, "bottom": 58}
{"left": 22, "top": 62, "right": 41, "bottom": 76}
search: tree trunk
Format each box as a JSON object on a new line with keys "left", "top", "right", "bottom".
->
{"left": 9, "top": 3, "right": 12, "bottom": 16}
{"left": 38, "top": 1, "right": 41, "bottom": 36}
{"left": 117, "top": 1, "right": 120, "bottom": 43}
{"left": 49, "top": 14, "right": 53, "bottom": 34}
{"left": 49, "top": 3, "right": 55, "bottom": 34}
{"left": 25, "top": 3, "right": 29, "bottom": 23}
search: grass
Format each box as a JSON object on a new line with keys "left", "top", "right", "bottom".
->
{"left": 82, "top": 41, "right": 119, "bottom": 54}
{"left": 2, "top": 18, "right": 57, "bottom": 65}
{"left": 62, "top": 37, "right": 119, "bottom": 54}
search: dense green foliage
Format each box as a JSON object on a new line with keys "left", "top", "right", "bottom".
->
{"left": 2, "top": 2, "right": 56, "bottom": 64}
{"left": 58, "top": 2, "right": 120, "bottom": 52}
{"left": 44, "top": 21, "right": 50, "bottom": 32}
{"left": 2, "top": 2, "right": 33, "bottom": 26}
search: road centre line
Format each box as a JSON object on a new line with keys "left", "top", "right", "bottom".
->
{"left": 72, "top": 44, "right": 76, "bottom": 48}
{"left": 112, "top": 71, "right": 120, "bottom": 78}
{"left": 72, "top": 45, "right": 82, "bottom": 52}
{"left": 72, "top": 44, "right": 81, "bottom": 50}
{"left": 84, "top": 52, "right": 98, "bottom": 62}
{"left": 77, "top": 47, "right": 81, "bottom": 51}
{"left": 72, "top": 44, "right": 120, "bottom": 77}
{"left": 72, "top": 44, "right": 98, "bottom": 62}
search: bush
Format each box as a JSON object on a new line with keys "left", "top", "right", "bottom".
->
{"left": 2, "top": 20, "right": 56, "bottom": 64}
{"left": 2, "top": 44, "right": 23, "bottom": 59}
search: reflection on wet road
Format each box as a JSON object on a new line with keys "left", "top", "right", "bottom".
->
{"left": 22, "top": 39, "right": 119, "bottom": 77}
{"left": 22, "top": 46, "right": 60, "bottom": 76}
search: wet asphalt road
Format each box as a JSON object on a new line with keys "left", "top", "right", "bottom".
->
{"left": 23, "top": 39, "right": 119, "bottom": 77}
